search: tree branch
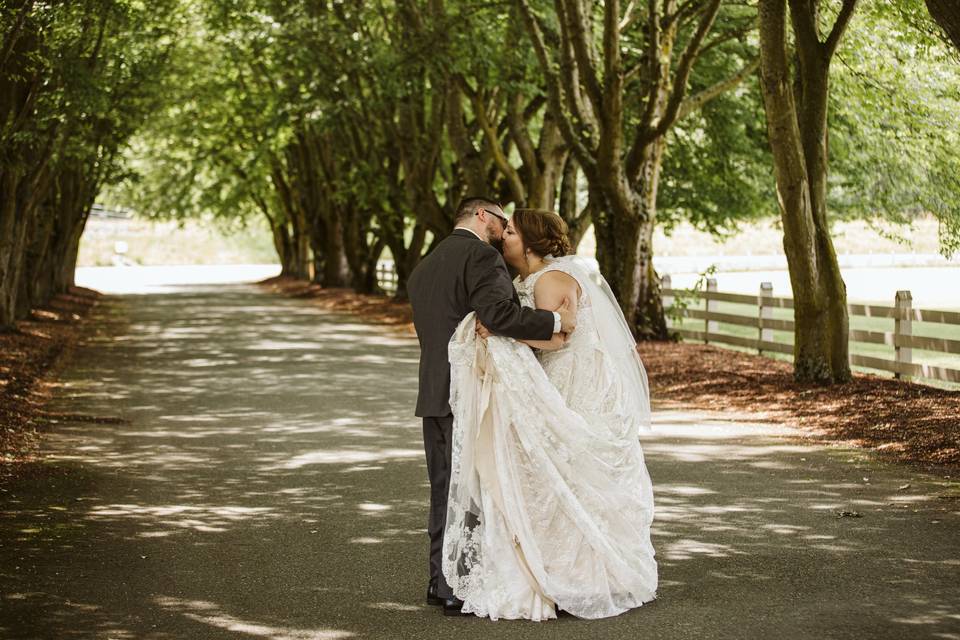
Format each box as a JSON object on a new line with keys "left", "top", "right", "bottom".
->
{"left": 646, "top": 0, "right": 662, "bottom": 95}
{"left": 554, "top": 0, "right": 599, "bottom": 140}
{"left": 619, "top": 0, "right": 638, "bottom": 31}
{"left": 515, "top": 0, "right": 598, "bottom": 175}
{"left": 475, "top": 91, "right": 526, "bottom": 205}
{"left": 662, "top": 0, "right": 701, "bottom": 32}
{"left": 564, "top": 0, "right": 604, "bottom": 115}
{"left": 926, "top": 0, "right": 960, "bottom": 52}
{"left": 787, "top": 0, "right": 822, "bottom": 56}
{"left": 648, "top": 0, "right": 721, "bottom": 139}
{"left": 637, "top": 0, "right": 673, "bottom": 139}
{"left": 824, "top": 0, "right": 858, "bottom": 59}
{"left": 677, "top": 57, "right": 760, "bottom": 121}
{"left": 506, "top": 92, "right": 540, "bottom": 180}
{"left": 698, "top": 19, "right": 757, "bottom": 57}
{"left": 598, "top": 0, "right": 623, "bottom": 173}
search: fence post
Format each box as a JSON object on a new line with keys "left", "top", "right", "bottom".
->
{"left": 894, "top": 290, "right": 913, "bottom": 381}
{"left": 376, "top": 261, "right": 397, "bottom": 295}
{"left": 704, "top": 277, "right": 718, "bottom": 344}
{"left": 662, "top": 274, "right": 673, "bottom": 330}
{"left": 758, "top": 282, "right": 773, "bottom": 355}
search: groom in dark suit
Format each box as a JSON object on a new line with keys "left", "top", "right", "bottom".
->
{"left": 407, "top": 196, "right": 577, "bottom": 615}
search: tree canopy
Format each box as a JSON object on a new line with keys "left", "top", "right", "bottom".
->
{"left": 3, "top": 0, "right": 959, "bottom": 360}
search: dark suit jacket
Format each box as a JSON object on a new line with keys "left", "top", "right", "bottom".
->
{"left": 407, "top": 229, "right": 555, "bottom": 417}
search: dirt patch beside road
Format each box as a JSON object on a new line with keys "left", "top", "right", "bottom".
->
{"left": 637, "top": 342, "right": 960, "bottom": 472}
{"left": 0, "top": 287, "right": 101, "bottom": 477}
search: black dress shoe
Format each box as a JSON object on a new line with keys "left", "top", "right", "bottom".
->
{"left": 426, "top": 580, "right": 442, "bottom": 606}
{"left": 442, "top": 596, "right": 470, "bottom": 616}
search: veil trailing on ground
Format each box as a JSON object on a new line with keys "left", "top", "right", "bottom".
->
{"left": 544, "top": 254, "right": 652, "bottom": 434}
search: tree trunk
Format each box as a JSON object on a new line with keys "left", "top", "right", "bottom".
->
{"left": 758, "top": 0, "right": 853, "bottom": 383}
{"left": 17, "top": 196, "right": 54, "bottom": 318}
{"left": 592, "top": 142, "right": 669, "bottom": 340}
{"left": 526, "top": 115, "right": 568, "bottom": 210}
{"left": 270, "top": 165, "right": 312, "bottom": 280}
{"left": 350, "top": 233, "right": 383, "bottom": 295}
{"left": 14, "top": 222, "right": 40, "bottom": 318}
{"left": 57, "top": 215, "right": 86, "bottom": 292}
{"left": 393, "top": 221, "right": 427, "bottom": 301}
{"left": 291, "top": 208, "right": 311, "bottom": 281}
{"left": 263, "top": 209, "right": 294, "bottom": 277}
{"left": 341, "top": 201, "right": 383, "bottom": 294}
{"left": 595, "top": 203, "right": 669, "bottom": 341}
{"left": 926, "top": 0, "right": 960, "bottom": 52}
{"left": 34, "top": 165, "right": 95, "bottom": 300}
{"left": 446, "top": 84, "right": 489, "bottom": 196}
{"left": 54, "top": 175, "right": 97, "bottom": 293}
{"left": 312, "top": 132, "right": 357, "bottom": 289}
{"left": 319, "top": 213, "right": 351, "bottom": 287}
{"left": 514, "top": 0, "right": 751, "bottom": 342}
{"left": 0, "top": 167, "right": 48, "bottom": 328}
{"left": 557, "top": 154, "right": 592, "bottom": 251}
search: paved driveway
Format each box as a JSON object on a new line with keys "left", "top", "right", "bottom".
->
{"left": 1, "top": 284, "right": 957, "bottom": 639}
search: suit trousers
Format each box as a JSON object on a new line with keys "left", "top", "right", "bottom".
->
{"left": 422, "top": 414, "right": 455, "bottom": 599}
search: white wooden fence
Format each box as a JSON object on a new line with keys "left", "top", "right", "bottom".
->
{"left": 376, "top": 261, "right": 399, "bottom": 294}
{"left": 662, "top": 275, "right": 960, "bottom": 385}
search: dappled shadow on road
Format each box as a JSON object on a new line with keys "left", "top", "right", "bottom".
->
{"left": 1, "top": 284, "right": 958, "bottom": 639}
{"left": 641, "top": 413, "right": 960, "bottom": 638}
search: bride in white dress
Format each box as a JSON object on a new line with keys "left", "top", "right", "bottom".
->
{"left": 442, "top": 209, "right": 658, "bottom": 621}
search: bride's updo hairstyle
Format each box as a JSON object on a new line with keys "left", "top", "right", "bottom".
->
{"left": 512, "top": 208, "right": 572, "bottom": 258}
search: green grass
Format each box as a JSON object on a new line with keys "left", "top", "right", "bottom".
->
{"left": 669, "top": 298, "right": 960, "bottom": 390}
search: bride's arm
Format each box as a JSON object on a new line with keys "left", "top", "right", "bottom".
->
{"left": 518, "top": 271, "right": 581, "bottom": 351}
{"left": 519, "top": 331, "right": 567, "bottom": 351}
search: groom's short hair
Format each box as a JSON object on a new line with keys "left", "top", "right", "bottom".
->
{"left": 455, "top": 196, "right": 502, "bottom": 223}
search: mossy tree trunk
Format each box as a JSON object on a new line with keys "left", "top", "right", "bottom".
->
{"left": 757, "top": 0, "right": 857, "bottom": 383}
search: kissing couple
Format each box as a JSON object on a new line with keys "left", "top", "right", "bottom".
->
{"left": 407, "top": 197, "right": 658, "bottom": 621}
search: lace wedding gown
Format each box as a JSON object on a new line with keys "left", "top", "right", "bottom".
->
{"left": 442, "top": 256, "right": 658, "bottom": 621}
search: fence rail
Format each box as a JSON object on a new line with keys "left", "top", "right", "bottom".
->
{"left": 376, "top": 261, "right": 399, "bottom": 294}
{"left": 662, "top": 275, "right": 960, "bottom": 385}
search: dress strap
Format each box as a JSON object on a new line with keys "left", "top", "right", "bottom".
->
{"left": 523, "top": 263, "right": 562, "bottom": 289}
{"left": 522, "top": 262, "right": 589, "bottom": 306}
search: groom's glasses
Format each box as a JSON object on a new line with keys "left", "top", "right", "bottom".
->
{"left": 479, "top": 208, "right": 509, "bottom": 226}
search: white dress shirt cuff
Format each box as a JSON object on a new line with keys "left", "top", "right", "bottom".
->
{"left": 552, "top": 311, "right": 561, "bottom": 333}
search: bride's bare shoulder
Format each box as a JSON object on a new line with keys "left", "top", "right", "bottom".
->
{"left": 534, "top": 268, "right": 581, "bottom": 301}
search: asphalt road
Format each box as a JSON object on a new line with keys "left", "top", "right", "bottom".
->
{"left": 1, "top": 283, "right": 958, "bottom": 640}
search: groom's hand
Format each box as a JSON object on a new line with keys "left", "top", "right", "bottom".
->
{"left": 558, "top": 296, "right": 577, "bottom": 334}
{"left": 475, "top": 318, "right": 492, "bottom": 340}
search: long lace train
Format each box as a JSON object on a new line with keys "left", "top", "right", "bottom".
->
{"left": 442, "top": 313, "right": 658, "bottom": 621}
